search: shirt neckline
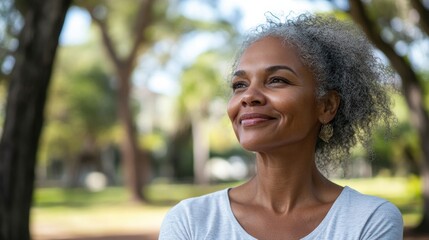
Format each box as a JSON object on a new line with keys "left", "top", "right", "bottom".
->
{"left": 223, "top": 186, "right": 350, "bottom": 239}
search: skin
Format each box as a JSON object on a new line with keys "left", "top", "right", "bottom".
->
{"left": 227, "top": 36, "right": 342, "bottom": 239}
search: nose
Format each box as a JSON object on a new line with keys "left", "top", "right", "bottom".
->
{"left": 241, "top": 87, "right": 266, "bottom": 107}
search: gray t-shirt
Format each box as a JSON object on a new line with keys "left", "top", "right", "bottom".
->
{"left": 159, "top": 186, "right": 403, "bottom": 239}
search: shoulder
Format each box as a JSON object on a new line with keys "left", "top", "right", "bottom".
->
{"left": 159, "top": 189, "right": 230, "bottom": 240}
{"left": 171, "top": 188, "right": 227, "bottom": 216}
{"left": 338, "top": 186, "right": 402, "bottom": 220}
{"left": 333, "top": 186, "right": 403, "bottom": 239}
{"left": 306, "top": 186, "right": 403, "bottom": 239}
{"left": 163, "top": 188, "right": 227, "bottom": 221}
{"left": 341, "top": 186, "right": 387, "bottom": 204}
{"left": 342, "top": 187, "right": 402, "bottom": 218}
{"left": 356, "top": 191, "right": 403, "bottom": 239}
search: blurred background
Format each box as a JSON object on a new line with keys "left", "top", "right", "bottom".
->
{"left": 1, "top": 0, "right": 429, "bottom": 239}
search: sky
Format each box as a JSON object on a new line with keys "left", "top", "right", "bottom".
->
{"left": 60, "top": 1, "right": 332, "bottom": 45}
{"left": 58, "top": 1, "right": 333, "bottom": 95}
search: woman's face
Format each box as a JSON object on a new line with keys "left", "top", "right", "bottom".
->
{"left": 227, "top": 36, "right": 322, "bottom": 152}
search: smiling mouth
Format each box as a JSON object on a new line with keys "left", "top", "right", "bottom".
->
{"left": 239, "top": 113, "right": 275, "bottom": 127}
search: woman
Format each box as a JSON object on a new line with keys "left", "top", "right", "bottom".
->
{"left": 159, "top": 13, "right": 403, "bottom": 239}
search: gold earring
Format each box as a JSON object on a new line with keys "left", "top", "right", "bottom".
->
{"left": 319, "top": 123, "right": 333, "bottom": 143}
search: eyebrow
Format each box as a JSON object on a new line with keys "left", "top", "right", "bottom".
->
{"left": 233, "top": 65, "right": 297, "bottom": 77}
{"left": 232, "top": 69, "right": 246, "bottom": 77}
{"left": 266, "top": 65, "right": 297, "bottom": 76}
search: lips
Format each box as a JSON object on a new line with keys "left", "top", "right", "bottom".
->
{"left": 239, "top": 113, "right": 275, "bottom": 127}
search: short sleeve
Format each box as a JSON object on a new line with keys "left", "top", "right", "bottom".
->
{"left": 360, "top": 201, "right": 404, "bottom": 240}
{"left": 158, "top": 203, "right": 191, "bottom": 240}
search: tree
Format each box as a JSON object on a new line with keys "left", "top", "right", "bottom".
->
{"left": 333, "top": 0, "right": 429, "bottom": 233}
{"left": 74, "top": 0, "right": 239, "bottom": 196}
{"left": 0, "top": 0, "right": 71, "bottom": 239}
{"left": 177, "top": 52, "right": 225, "bottom": 184}
{"left": 74, "top": 0, "right": 158, "bottom": 202}
{"left": 39, "top": 57, "right": 118, "bottom": 186}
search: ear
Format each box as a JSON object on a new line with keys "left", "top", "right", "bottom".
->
{"left": 318, "top": 90, "right": 340, "bottom": 124}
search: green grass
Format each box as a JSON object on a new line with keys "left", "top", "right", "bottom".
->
{"left": 33, "top": 187, "right": 131, "bottom": 207}
{"left": 32, "top": 187, "right": 170, "bottom": 238}
{"left": 31, "top": 176, "right": 423, "bottom": 238}
{"left": 143, "top": 182, "right": 241, "bottom": 205}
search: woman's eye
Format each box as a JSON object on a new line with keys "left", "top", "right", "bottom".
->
{"left": 269, "top": 77, "right": 290, "bottom": 85}
{"left": 231, "top": 82, "right": 247, "bottom": 91}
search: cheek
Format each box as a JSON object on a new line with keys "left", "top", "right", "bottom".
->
{"left": 226, "top": 97, "right": 239, "bottom": 122}
{"left": 272, "top": 96, "right": 298, "bottom": 115}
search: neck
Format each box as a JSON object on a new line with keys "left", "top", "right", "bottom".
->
{"left": 248, "top": 149, "right": 329, "bottom": 214}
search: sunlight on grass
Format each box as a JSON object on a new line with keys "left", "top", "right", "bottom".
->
{"left": 33, "top": 187, "right": 130, "bottom": 206}
{"left": 334, "top": 177, "right": 412, "bottom": 198}
{"left": 32, "top": 204, "right": 169, "bottom": 239}
{"left": 144, "top": 182, "right": 241, "bottom": 205}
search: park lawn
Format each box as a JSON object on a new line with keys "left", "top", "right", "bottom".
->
{"left": 31, "top": 187, "right": 170, "bottom": 239}
{"left": 31, "top": 177, "right": 421, "bottom": 239}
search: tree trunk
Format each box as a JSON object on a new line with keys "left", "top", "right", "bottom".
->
{"left": 167, "top": 121, "right": 193, "bottom": 180}
{"left": 86, "top": 0, "right": 157, "bottom": 202}
{"left": 401, "top": 63, "right": 429, "bottom": 234}
{"left": 348, "top": 0, "right": 429, "bottom": 233}
{"left": 0, "top": 0, "right": 71, "bottom": 239}
{"left": 118, "top": 70, "right": 146, "bottom": 202}
{"left": 407, "top": 1, "right": 429, "bottom": 232}
{"left": 191, "top": 112, "right": 210, "bottom": 184}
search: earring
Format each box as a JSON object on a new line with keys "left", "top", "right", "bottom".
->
{"left": 319, "top": 123, "right": 333, "bottom": 143}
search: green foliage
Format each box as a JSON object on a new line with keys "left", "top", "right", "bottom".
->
{"left": 366, "top": 0, "right": 414, "bottom": 42}
{"left": 67, "top": 66, "right": 117, "bottom": 135}
{"left": 165, "top": 124, "right": 195, "bottom": 179}
{"left": 179, "top": 51, "right": 224, "bottom": 113}
{"left": 140, "top": 131, "right": 166, "bottom": 154}
{"left": 38, "top": 40, "right": 118, "bottom": 165}
{"left": 209, "top": 114, "right": 240, "bottom": 153}
{"left": 370, "top": 92, "right": 421, "bottom": 175}
{"left": 368, "top": 0, "right": 409, "bottom": 19}
{"left": 364, "top": 0, "right": 425, "bottom": 59}
{"left": 74, "top": 0, "right": 139, "bottom": 58}
{"left": 172, "top": 49, "right": 240, "bottom": 180}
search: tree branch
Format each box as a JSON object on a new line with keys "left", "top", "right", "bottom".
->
{"left": 348, "top": 0, "right": 429, "bottom": 133}
{"left": 410, "top": 0, "right": 429, "bottom": 36}
{"left": 348, "top": 0, "right": 419, "bottom": 86}
{"left": 127, "top": 0, "right": 156, "bottom": 67}
{"left": 87, "top": 7, "right": 123, "bottom": 69}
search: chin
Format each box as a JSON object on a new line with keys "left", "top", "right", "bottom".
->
{"left": 239, "top": 141, "right": 265, "bottom": 152}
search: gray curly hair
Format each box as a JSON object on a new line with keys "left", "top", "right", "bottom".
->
{"left": 232, "top": 13, "right": 395, "bottom": 171}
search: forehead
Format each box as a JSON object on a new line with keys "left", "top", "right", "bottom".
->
{"left": 237, "top": 36, "right": 305, "bottom": 71}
